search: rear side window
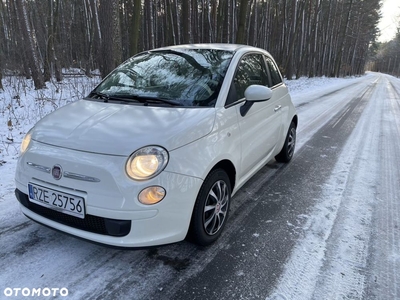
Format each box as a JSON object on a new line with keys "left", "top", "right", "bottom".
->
{"left": 265, "top": 57, "right": 282, "bottom": 86}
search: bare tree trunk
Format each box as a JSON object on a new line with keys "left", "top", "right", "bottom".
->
{"left": 15, "top": 0, "right": 45, "bottom": 89}
{"left": 43, "top": 0, "right": 59, "bottom": 82}
{"left": 146, "top": 0, "right": 155, "bottom": 49}
{"left": 154, "top": 0, "right": 159, "bottom": 47}
{"left": 285, "top": 0, "right": 297, "bottom": 80}
{"left": 98, "top": 0, "right": 121, "bottom": 77}
{"left": 174, "top": 0, "right": 181, "bottom": 43}
{"left": 83, "top": 0, "right": 93, "bottom": 77}
{"left": 191, "top": 0, "right": 198, "bottom": 42}
{"left": 14, "top": 2, "right": 27, "bottom": 77}
{"left": 0, "top": 51, "right": 3, "bottom": 89}
{"left": 216, "top": 0, "right": 225, "bottom": 42}
{"left": 236, "top": 0, "right": 248, "bottom": 44}
{"left": 53, "top": 0, "right": 62, "bottom": 81}
{"left": 166, "top": 0, "right": 176, "bottom": 45}
{"left": 334, "top": 0, "right": 353, "bottom": 77}
{"left": 307, "top": 0, "right": 320, "bottom": 77}
{"left": 210, "top": 0, "right": 217, "bottom": 42}
{"left": 0, "top": 0, "right": 3, "bottom": 90}
{"left": 182, "top": 0, "right": 191, "bottom": 43}
{"left": 251, "top": 0, "right": 257, "bottom": 45}
{"left": 232, "top": 0, "right": 237, "bottom": 43}
{"left": 201, "top": 0, "right": 205, "bottom": 42}
{"left": 130, "top": 0, "right": 141, "bottom": 55}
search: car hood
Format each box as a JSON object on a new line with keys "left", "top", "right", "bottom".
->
{"left": 31, "top": 100, "right": 216, "bottom": 156}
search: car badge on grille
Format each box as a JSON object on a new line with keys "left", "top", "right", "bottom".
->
{"left": 51, "top": 165, "right": 63, "bottom": 180}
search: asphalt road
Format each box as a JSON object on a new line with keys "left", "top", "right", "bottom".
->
{"left": 1, "top": 72, "right": 399, "bottom": 300}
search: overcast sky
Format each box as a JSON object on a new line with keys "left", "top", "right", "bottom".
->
{"left": 378, "top": 0, "right": 400, "bottom": 42}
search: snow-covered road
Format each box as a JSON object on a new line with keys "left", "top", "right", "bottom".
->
{"left": 0, "top": 72, "right": 399, "bottom": 299}
{"left": 268, "top": 73, "right": 400, "bottom": 299}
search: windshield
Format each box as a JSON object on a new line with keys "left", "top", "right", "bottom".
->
{"left": 89, "top": 49, "right": 234, "bottom": 107}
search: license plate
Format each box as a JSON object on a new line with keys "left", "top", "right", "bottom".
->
{"left": 28, "top": 183, "right": 85, "bottom": 219}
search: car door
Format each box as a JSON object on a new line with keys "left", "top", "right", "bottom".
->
{"left": 226, "top": 53, "right": 282, "bottom": 179}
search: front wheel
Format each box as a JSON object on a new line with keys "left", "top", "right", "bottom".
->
{"left": 275, "top": 121, "right": 296, "bottom": 163}
{"left": 188, "top": 169, "right": 231, "bottom": 246}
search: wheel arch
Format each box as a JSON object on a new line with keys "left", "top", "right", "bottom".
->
{"left": 209, "top": 159, "right": 236, "bottom": 192}
{"left": 291, "top": 114, "right": 298, "bottom": 128}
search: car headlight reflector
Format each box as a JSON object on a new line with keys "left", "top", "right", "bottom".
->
{"left": 20, "top": 131, "right": 32, "bottom": 154}
{"left": 138, "top": 186, "right": 166, "bottom": 205}
{"left": 126, "top": 146, "right": 168, "bottom": 180}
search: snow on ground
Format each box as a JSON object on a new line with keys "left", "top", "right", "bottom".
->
{"left": 2, "top": 72, "right": 398, "bottom": 299}
{"left": 286, "top": 75, "right": 357, "bottom": 95}
{"left": 267, "top": 77, "right": 378, "bottom": 299}
{"left": 267, "top": 73, "right": 400, "bottom": 299}
{"left": 0, "top": 74, "right": 100, "bottom": 204}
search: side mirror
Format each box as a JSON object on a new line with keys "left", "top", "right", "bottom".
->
{"left": 240, "top": 85, "right": 273, "bottom": 116}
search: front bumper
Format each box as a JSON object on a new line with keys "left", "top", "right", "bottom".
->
{"left": 15, "top": 189, "right": 132, "bottom": 237}
{"left": 15, "top": 140, "right": 203, "bottom": 247}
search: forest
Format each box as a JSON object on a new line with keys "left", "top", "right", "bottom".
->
{"left": 0, "top": 0, "right": 399, "bottom": 91}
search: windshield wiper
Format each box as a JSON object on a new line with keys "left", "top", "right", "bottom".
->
{"left": 142, "top": 97, "right": 184, "bottom": 106}
{"left": 87, "top": 92, "right": 183, "bottom": 106}
{"left": 114, "top": 94, "right": 184, "bottom": 106}
{"left": 87, "top": 92, "right": 144, "bottom": 104}
{"left": 89, "top": 91, "right": 110, "bottom": 100}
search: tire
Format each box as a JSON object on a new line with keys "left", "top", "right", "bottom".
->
{"left": 275, "top": 121, "right": 296, "bottom": 163}
{"left": 188, "top": 169, "right": 231, "bottom": 246}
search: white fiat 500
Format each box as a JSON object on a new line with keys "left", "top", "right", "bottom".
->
{"left": 15, "top": 44, "right": 297, "bottom": 247}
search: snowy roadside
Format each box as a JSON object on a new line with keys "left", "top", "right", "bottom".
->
{"left": 0, "top": 75, "right": 100, "bottom": 205}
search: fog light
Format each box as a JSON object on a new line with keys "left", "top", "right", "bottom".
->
{"left": 138, "top": 186, "right": 166, "bottom": 205}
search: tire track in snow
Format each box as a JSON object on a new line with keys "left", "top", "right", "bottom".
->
{"left": 365, "top": 77, "right": 400, "bottom": 300}
{"left": 291, "top": 74, "right": 382, "bottom": 149}
{"left": 295, "top": 78, "right": 372, "bottom": 150}
{"left": 266, "top": 77, "right": 381, "bottom": 300}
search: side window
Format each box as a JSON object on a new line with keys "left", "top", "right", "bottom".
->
{"left": 226, "top": 54, "right": 269, "bottom": 105}
{"left": 265, "top": 57, "right": 282, "bottom": 86}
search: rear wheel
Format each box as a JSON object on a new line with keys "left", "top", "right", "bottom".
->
{"left": 275, "top": 121, "right": 296, "bottom": 163}
{"left": 188, "top": 169, "right": 231, "bottom": 246}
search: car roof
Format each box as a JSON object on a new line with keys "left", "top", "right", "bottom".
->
{"left": 149, "top": 43, "right": 266, "bottom": 53}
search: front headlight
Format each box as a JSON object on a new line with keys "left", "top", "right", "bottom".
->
{"left": 126, "top": 146, "right": 169, "bottom": 180}
{"left": 20, "top": 130, "right": 32, "bottom": 154}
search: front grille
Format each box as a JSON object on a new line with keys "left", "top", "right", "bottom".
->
{"left": 15, "top": 189, "right": 131, "bottom": 237}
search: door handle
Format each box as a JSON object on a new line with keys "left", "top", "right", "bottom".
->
{"left": 274, "top": 105, "right": 282, "bottom": 112}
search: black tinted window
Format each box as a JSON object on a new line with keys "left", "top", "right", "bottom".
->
{"left": 265, "top": 57, "right": 282, "bottom": 86}
{"left": 228, "top": 54, "right": 269, "bottom": 104}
